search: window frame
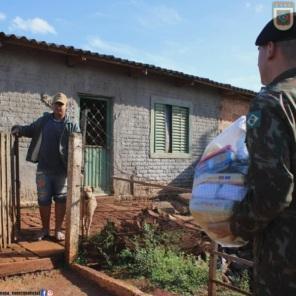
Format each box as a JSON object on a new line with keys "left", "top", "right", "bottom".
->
{"left": 150, "top": 96, "right": 192, "bottom": 159}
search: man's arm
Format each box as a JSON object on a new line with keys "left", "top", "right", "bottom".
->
{"left": 11, "top": 121, "right": 37, "bottom": 138}
{"left": 20, "top": 121, "right": 40, "bottom": 138}
{"left": 11, "top": 113, "right": 50, "bottom": 138}
{"left": 230, "top": 94, "right": 294, "bottom": 240}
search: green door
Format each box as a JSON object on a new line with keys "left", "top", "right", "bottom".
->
{"left": 80, "top": 96, "right": 112, "bottom": 194}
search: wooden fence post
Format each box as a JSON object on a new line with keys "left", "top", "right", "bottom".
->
{"left": 130, "top": 175, "right": 134, "bottom": 196}
{"left": 0, "top": 133, "right": 14, "bottom": 248}
{"left": 208, "top": 241, "right": 218, "bottom": 296}
{"left": 5, "top": 134, "right": 12, "bottom": 246}
{"left": 0, "top": 133, "right": 7, "bottom": 249}
{"left": 14, "top": 137, "right": 20, "bottom": 234}
{"left": 65, "top": 133, "right": 82, "bottom": 264}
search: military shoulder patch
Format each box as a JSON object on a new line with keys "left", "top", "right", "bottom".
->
{"left": 247, "top": 111, "right": 261, "bottom": 128}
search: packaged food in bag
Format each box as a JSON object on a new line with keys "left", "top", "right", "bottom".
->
{"left": 195, "top": 146, "right": 235, "bottom": 177}
{"left": 202, "top": 116, "right": 247, "bottom": 158}
{"left": 190, "top": 116, "right": 248, "bottom": 247}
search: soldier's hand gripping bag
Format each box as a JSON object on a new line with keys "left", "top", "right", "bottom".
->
{"left": 190, "top": 116, "right": 248, "bottom": 247}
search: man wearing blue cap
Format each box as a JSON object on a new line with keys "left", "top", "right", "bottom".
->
{"left": 229, "top": 12, "right": 296, "bottom": 295}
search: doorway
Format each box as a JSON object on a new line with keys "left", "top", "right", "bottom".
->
{"left": 80, "top": 96, "right": 112, "bottom": 195}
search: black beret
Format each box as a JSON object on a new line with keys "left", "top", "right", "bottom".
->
{"left": 255, "top": 12, "right": 296, "bottom": 46}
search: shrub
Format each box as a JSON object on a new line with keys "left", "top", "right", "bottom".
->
{"left": 75, "top": 249, "right": 88, "bottom": 265}
{"left": 82, "top": 220, "right": 125, "bottom": 268}
{"left": 80, "top": 222, "right": 209, "bottom": 295}
{"left": 131, "top": 246, "right": 208, "bottom": 295}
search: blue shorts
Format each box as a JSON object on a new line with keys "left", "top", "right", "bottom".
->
{"left": 36, "top": 172, "right": 67, "bottom": 206}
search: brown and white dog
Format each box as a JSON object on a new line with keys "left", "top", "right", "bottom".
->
{"left": 81, "top": 186, "right": 97, "bottom": 238}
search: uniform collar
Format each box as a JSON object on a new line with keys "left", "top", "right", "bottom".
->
{"left": 269, "top": 67, "right": 296, "bottom": 86}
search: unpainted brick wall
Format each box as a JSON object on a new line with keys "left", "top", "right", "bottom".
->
{"left": 0, "top": 44, "right": 250, "bottom": 203}
{"left": 219, "top": 95, "right": 251, "bottom": 131}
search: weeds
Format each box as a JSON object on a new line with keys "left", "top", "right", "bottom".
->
{"left": 129, "top": 246, "right": 208, "bottom": 295}
{"left": 75, "top": 249, "right": 88, "bottom": 265}
{"left": 79, "top": 221, "right": 209, "bottom": 295}
{"left": 217, "top": 269, "right": 251, "bottom": 296}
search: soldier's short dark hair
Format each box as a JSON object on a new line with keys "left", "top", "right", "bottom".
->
{"left": 277, "top": 39, "right": 296, "bottom": 61}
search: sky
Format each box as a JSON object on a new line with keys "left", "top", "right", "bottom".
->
{"left": 0, "top": 0, "right": 283, "bottom": 91}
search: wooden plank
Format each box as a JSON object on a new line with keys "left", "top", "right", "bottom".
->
{"left": 0, "top": 134, "right": 2, "bottom": 250}
{"left": 0, "top": 244, "right": 36, "bottom": 263}
{"left": 208, "top": 241, "right": 218, "bottom": 296}
{"left": 211, "top": 280, "right": 252, "bottom": 296}
{"left": 10, "top": 136, "right": 15, "bottom": 240}
{"left": 10, "top": 136, "right": 17, "bottom": 242}
{"left": 113, "top": 176, "right": 191, "bottom": 193}
{"left": 9, "top": 243, "right": 38, "bottom": 260}
{"left": 1, "top": 134, "right": 7, "bottom": 249}
{"left": 71, "top": 263, "right": 150, "bottom": 296}
{"left": 5, "top": 134, "right": 11, "bottom": 246}
{"left": 0, "top": 133, "right": 6, "bottom": 249}
{"left": 0, "top": 257, "right": 61, "bottom": 277}
{"left": 130, "top": 175, "right": 134, "bottom": 196}
{"left": 65, "top": 133, "right": 82, "bottom": 264}
{"left": 15, "top": 136, "right": 21, "bottom": 232}
{"left": 18, "top": 240, "right": 64, "bottom": 258}
{"left": 212, "top": 250, "right": 254, "bottom": 267}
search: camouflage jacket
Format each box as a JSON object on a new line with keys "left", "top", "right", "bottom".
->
{"left": 230, "top": 68, "right": 296, "bottom": 284}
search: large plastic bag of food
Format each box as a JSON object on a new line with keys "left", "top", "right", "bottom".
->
{"left": 190, "top": 116, "right": 248, "bottom": 247}
{"left": 202, "top": 116, "right": 247, "bottom": 158}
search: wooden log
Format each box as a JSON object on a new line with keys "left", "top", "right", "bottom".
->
{"left": 208, "top": 241, "right": 218, "bottom": 296}
{"left": 65, "top": 133, "right": 82, "bottom": 264}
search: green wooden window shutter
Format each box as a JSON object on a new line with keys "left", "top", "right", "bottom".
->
{"left": 154, "top": 103, "right": 167, "bottom": 152}
{"left": 172, "top": 106, "right": 189, "bottom": 153}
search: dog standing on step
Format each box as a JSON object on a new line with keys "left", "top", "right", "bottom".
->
{"left": 81, "top": 186, "right": 97, "bottom": 238}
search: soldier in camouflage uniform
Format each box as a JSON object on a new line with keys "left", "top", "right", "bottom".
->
{"left": 230, "top": 13, "right": 296, "bottom": 295}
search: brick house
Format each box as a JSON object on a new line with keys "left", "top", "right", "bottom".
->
{"left": 0, "top": 32, "right": 254, "bottom": 205}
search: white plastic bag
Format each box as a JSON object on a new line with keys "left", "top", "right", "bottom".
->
{"left": 190, "top": 116, "right": 248, "bottom": 247}
{"left": 202, "top": 116, "right": 247, "bottom": 159}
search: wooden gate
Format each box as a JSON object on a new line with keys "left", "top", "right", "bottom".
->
{"left": 0, "top": 133, "right": 18, "bottom": 249}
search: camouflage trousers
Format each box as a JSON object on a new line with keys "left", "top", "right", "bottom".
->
{"left": 254, "top": 264, "right": 296, "bottom": 295}
{"left": 253, "top": 215, "right": 296, "bottom": 296}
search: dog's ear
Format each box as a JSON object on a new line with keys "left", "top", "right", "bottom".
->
{"left": 83, "top": 186, "right": 92, "bottom": 192}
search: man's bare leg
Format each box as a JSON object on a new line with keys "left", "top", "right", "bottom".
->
{"left": 55, "top": 202, "right": 66, "bottom": 239}
{"left": 39, "top": 205, "right": 51, "bottom": 232}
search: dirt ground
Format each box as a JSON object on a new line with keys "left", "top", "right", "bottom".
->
{"left": 0, "top": 267, "right": 111, "bottom": 296}
{"left": 17, "top": 196, "right": 208, "bottom": 296}
{"left": 20, "top": 197, "right": 153, "bottom": 237}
